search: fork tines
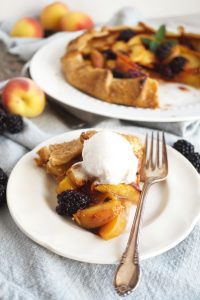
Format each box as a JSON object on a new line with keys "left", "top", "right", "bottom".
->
{"left": 144, "top": 131, "right": 168, "bottom": 173}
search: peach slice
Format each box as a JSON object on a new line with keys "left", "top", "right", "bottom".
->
{"left": 112, "top": 41, "right": 128, "bottom": 52}
{"left": 94, "top": 184, "right": 140, "bottom": 204}
{"left": 130, "top": 44, "right": 155, "bottom": 67}
{"left": 73, "top": 198, "right": 123, "bottom": 229}
{"left": 98, "top": 210, "right": 127, "bottom": 240}
{"left": 91, "top": 50, "right": 105, "bottom": 68}
{"left": 56, "top": 175, "right": 76, "bottom": 194}
{"left": 116, "top": 53, "right": 143, "bottom": 73}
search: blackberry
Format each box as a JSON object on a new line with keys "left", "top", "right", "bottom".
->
{"left": 112, "top": 68, "right": 125, "bottom": 78}
{"left": 0, "top": 185, "right": 6, "bottom": 206}
{"left": 0, "top": 168, "right": 8, "bottom": 185}
{"left": 112, "top": 68, "right": 143, "bottom": 79}
{"left": 173, "top": 139, "right": 194, "bottom": 156}
{"left": 156, "top": 64, "right": 173, "bottom": 79}
{"left": 5, "top": 114, "right": 24, "bottom": 134}
{"left": 169, "top": 56, "right": 187, "bottom": 74}
{"left": 156, "top": 42, "right": 173, "bottom": 61}
{"left": 56, "top": 190, "right": 91, "bottom": 216}
{"left": 102, "top": 49, "right": 117, "bottom": 60}
{"left": 117, "top": 29, "right": 135, "bottom": 42}
{"left": 0, "top": 110, "right": 7, "bottom": 134}
{"left": 186, "top": 152, "right": 200, "bottom": 173}
{"left": 126, "top": 69, "right": 144, "bottom": 78}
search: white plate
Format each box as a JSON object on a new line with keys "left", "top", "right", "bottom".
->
{"left": 7, "top": 129, "right": 200, "bottom": 264}
{"left": 30, "top": 33, "right": 200, "bottom": 122}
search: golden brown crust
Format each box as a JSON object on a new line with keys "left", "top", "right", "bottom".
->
{"left": 35, "top": 138, "right": 83, "bottom": 180}
{"left": 61, "top": 50, "right": 159, "bottom": 108}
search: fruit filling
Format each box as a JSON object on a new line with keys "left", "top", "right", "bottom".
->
{"left": 80, "top": 24, "right": 200, "bottom": 87}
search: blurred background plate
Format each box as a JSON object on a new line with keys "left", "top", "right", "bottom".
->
{"left": 30, "top": 33, "right": 200, "bottom": 122}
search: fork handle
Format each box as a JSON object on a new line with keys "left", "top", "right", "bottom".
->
{"left": 114, "top": 180, "right": 152, "bottom": 296}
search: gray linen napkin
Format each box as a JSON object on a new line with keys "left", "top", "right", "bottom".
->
{"left": 1, "top": 201, "right": 200, "bottom": 300}
{"left": 1, "top": 114, "right": 200, "bottom": 300}
{"left": 0, "top": 8, "right": 200, "bottom": 300}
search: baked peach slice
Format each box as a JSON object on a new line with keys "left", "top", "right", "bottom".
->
{"left": 91, "top": 50, "right": 105, "bottom": 68}
{"left": 98, "top": 210, "right": 127, "bottom": 240}
{"left": 93, "top": 184, "right": 140, "bottom": 204}
{"left": 112, "top": 41, "right": 128, "bottom": 52}
{"left": 73, "top": 197, "right": 123, "bottom": 229}
{"left": 56, "top": 175, "right": 76, "bottom": 194}
{"left": 130, "top": 44, "right": 156, "bottom": 68}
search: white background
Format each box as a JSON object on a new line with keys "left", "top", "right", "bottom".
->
{"left": 0, "top": 0, "right": 200, "bottom": 22}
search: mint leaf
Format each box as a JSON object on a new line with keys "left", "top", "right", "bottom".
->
{"left": 141, "top": 37, "right": 152, "bottom": 47}
{"left": 141, "top": 26, "right": 174, "bottom": 53}
{"left": 149, "top": 41, "right": 159, "bottom": 52}
{"left": 141, "top": 37, "right": 159, "bottom": 52}
{"left": 155, "top": 25, "right": 166, "bottom": 42}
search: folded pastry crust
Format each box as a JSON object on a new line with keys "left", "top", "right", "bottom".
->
{"left": 61, "top": 50, "right": 159, "bottom": 108}
{"left": 35, "top": 138, "right": 83, "bottom": 180}
{"left": 35, "top": 131, "right": 143, "bottom": 183}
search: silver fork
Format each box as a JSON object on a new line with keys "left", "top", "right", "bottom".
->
{"left": 113, "top": 132, "right": 168, "bottom": 297}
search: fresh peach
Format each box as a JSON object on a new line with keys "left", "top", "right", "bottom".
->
{"left": 59, "top": 11, "right": 94, "bottom": 32}
{"left": 11, "top": 17, "right": 43, "bottom": 38}
{"left": 2, "top": 78, "right": 46, "bottom": 118}
{"left": 40, "top": 2, "right": 69, "bottom": 31}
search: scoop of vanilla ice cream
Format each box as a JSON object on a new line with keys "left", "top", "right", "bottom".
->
{"left": 82, "top": 131, "right": 138, "bottom": 184}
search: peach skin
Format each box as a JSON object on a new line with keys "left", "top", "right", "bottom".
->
{"left": 2, "top": 78, "right": 46, "bottom": 118}
{"left": 40, "top": 2, "right": 69, "bottom": 31}
{"left": 59, "top": 11, "right": 94, "bottom": 32}
{"left": 98, "top": 210, "right": 127, "bottom": 240}
{"left": 11, "top": 17, "right": 44, "bottom": 38}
